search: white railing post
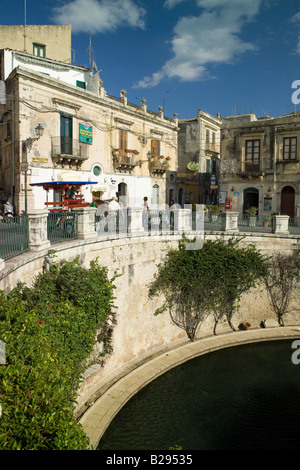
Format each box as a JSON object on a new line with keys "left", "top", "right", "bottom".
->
{"left": 73, "top": 206, "right": 97, "bottom": 241}
{"left": 28, "top": 210, "right": 51, "bottom": 251}
{"left": 272, "top": 215, "right": 290, "bottom": 235}
{"left": 221, "top": 211, "right": 240, "bottom": 232}
{"left": 128, "top": 207, "right": 145, "bottom": 237}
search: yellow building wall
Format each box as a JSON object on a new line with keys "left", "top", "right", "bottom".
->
{"left": 0, "top": 25, "right": 71, "bottom": 63}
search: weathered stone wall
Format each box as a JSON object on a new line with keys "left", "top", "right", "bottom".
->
{"left": 1, "top": 233, "right": 300, "bottom": 408}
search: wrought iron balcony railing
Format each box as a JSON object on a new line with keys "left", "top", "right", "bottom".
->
{"left": 51, "top": 137, "right": 89, "bottom": 167}
{"left": 149, "top": 157, "right": 170, "bottom": 175}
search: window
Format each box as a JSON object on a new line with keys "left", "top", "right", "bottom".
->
{"left": 6, "top": 120, "right": 11, "bottom": 139}
{"left": 119, "top": 130, "right": 128, "bottom": 156}
{"left": 206, "top": 158, "right": 211, "bottom": 173}
{"left": 212, "top": 131, "right": 216, "bottom": 144}
{"left": 33, "top": 43, "right": 46, "bottom": 58}
{"left": 60, "top": 114, "right": 73, "bottom": 155}
{"left": 245, "top": 139, "right": 260, "bottom": 171}
{"left": 76, "top": 80, "right": 86, "bottom": 89}
{"left": 206, "top": 129, "right": 210, "bottom": 143}
{"left": 93, "top": 165, "right": 102, "bottom": 177}
{"left": 283, "top": 137, "right": 297, "bottom": 160}
{"left": 151, "top": 139, "right": 160, "bottom": 157}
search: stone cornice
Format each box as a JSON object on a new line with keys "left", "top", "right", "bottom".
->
{"left": 9, "top": 66, "right": 177, "bottom": 131}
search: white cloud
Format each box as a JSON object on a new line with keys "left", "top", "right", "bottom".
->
{"left": 164, "top": 0, "right": 186, "bottom": 8}
{"left": 290, "top": 11, "right": 300, "bottom": 54}
{"left": 52, "top": 0, "right": 146, "bottom": 34}
{"left": 135, "top": 0, "right": 261, "bottom": 88}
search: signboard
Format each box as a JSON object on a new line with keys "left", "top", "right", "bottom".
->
{"left": 79, "top": 123, "right": 93, "bottom": 144}
{"left": 210, "top": 174, "right": 217, "bottom": 189}
{"left": 21, "top": 141, "right": 27, "bottom": 163}
{"left": 187, "top": 161, "right": 200, "bottom": 172}
{"left": 32, "top": 157, "right": 48, "bottom": 163}
{"left": 219, "top": 191, "right": 226, "bottom": 204}
{"left": 233, "top": 192, "right": 239, "bottom": 197}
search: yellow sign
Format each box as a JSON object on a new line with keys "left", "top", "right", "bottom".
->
{"left": 32, "top": 157, "right": 48, "bottom": 163}
{"left": 187, "top": 161, "right": 200, "bottom": 171}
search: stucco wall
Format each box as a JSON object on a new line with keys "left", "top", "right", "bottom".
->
{"left": 0, "top": 25, "right": 71, "bottom": 63}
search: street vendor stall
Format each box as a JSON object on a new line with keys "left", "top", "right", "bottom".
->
{"left": 30, "top": 181, "right": 96, "bottom": 212}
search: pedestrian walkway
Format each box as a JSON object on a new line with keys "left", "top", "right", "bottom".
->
{"left": 79, "top": 326, "right": 300, "bottom": 449}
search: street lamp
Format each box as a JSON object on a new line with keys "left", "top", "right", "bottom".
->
{"left": 23, "top": 124, "right": 44, "bottom": 214}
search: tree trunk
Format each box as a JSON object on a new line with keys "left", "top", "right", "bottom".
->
{"left": 227, "top": 319, "right": 236, "bottom": 332}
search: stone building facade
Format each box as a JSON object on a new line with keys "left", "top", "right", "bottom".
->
{"left": 0, "top": 44, "right": 178, "bottom": 214}
{"left": 177, "top": 109, "right": 222, "bottom": 206}
{"left": 220, "top": 112, "right": 300, "bottom": 218}
{"left": 0, "top": 24, "right": 72, "bottom": 63}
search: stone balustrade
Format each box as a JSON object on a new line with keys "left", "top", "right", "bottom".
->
{"left": 0, "top": 208, "right": 296, "bottom": 272}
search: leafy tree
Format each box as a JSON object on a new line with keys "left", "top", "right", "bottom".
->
{"left": 263, "top": 251, "right": 300, "bottom": 326}
{"left": 209, "top": 237, "right": 268, "bottom": 334}
{"left": 149, "top": 237, "right": 267, "bottom": 339}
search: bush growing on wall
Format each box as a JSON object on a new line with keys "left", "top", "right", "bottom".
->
{"left": 149, "top": 237, "right": 267, "bottom": 339}
{"left": 0, "top": 256, "right": 116, "bottom": 450}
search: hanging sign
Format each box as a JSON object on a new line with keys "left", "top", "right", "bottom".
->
{"left": 187, "top": 161, "right": 200, "bottom": 171}
{"left": 79, "top": 123, "right": 93, "bottom": 144}
{"left": 210, "top": 174, "right": 217, "bottom": 189}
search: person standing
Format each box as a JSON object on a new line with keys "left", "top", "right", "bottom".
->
{"left": 143, "top": 196, "right": 150, "bottom": 229}
{"left": 108, "top": 196, "right": 120, "bottom": 233}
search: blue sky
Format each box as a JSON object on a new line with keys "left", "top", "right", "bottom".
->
{"left": 2, "top": 0, "right": 300, "bottom": 120}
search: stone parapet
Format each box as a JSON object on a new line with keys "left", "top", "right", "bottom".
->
{"left": 221, "top": 211, "right": 240, "bottom": 232}
{"left": 73, "top": 206, "right": 97, "bottom": 241}
{"left": 272, "top": 215, "right": 290, "bottom": 235}
{"left": 28, "top": 210, "right": 51, "bottom": 251}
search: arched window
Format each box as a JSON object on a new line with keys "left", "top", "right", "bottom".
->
{"left": 152, "top": 184, "right": 159, "bottom": 206}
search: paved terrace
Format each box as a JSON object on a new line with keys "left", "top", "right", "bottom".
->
{"left": 79, "top": 326, "right": 300, "bottom": 449}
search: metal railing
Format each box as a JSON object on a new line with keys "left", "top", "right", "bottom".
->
{"left": 51, "top": 137, "right": 89, "bottom": 160}
{"left": 0, "top": 215, "right": 29, "bottom": 260}
{"left": 289, "top": 218, "right": 300, "bottom": 235}
{"left": 47, "top": 212, "right": 78, "bottom": 243}
{"left": 203, "top": 213, "right": 223, "bottom": 231}
{"left": 238, "top": 214, "right": 272, "bottom": 233}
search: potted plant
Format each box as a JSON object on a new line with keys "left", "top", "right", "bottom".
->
{"left": 209, "top": 205, "right": 220, "bottom": 223}
{"left": 245, "top": 206, "right": 258, "bottom": 227}
{"left": 262, "top": 216, "right": 269, "bottom": 227}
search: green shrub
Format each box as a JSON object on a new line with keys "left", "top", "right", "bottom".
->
{"left": 0, "top": 257, "right": 116, "bottom": 449}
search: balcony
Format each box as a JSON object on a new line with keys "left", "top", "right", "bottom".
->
{"left": 113, "top": 149, "right": 139, "bottom": 173}
{"left": 51, "top": 137, "right": 89, "bottom": 168}
{"left": 149, "top": 156, "right": 170, "bottom": 176}
{"left": 205, "top": 142, "right": 219, "bottom": 155}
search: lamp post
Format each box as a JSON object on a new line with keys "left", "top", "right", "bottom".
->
{"left": 23, "top": 124, "right": 44, "bottom": 215}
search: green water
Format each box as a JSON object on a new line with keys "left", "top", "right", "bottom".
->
{"left": 98, "top": 340, "right": 300, "bottom": 450}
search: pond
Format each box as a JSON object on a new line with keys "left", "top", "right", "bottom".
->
{"left": 98, "top": 340, "right": 300, "bottom": 450}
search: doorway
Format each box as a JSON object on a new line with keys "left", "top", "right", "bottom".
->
{"left": 243, "top": 187, "right": 259, "bottom": 214}
{"left": 178, "top": 187, "right": 185, "bottom": 208}
{"left": 281, "top": 186, "right": 295, "bottom": 218}
{"left": 118, "top": 182, "right": 127, "bottom": 207}
{"left": 152, "top": 184, "right": 159, "bottom": 206}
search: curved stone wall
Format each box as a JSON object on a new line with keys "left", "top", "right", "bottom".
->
{"left": 1, "top": 231, "right": 300, "bottom": 414}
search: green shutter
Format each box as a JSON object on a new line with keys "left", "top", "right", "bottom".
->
{"left": 76, "top": 80, "right": 86, "bottom": 89}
